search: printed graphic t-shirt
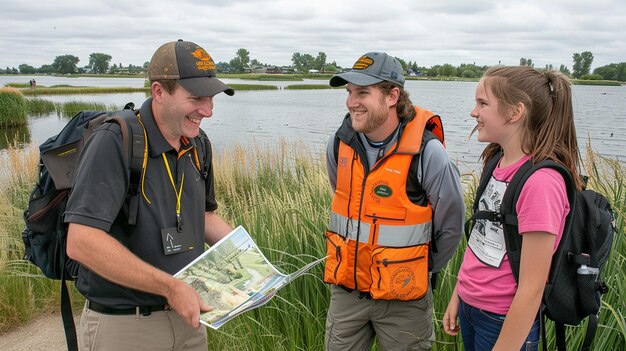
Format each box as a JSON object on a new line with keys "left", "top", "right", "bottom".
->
{"left": 457, "top": 155, "right": 569, "bottom": 315}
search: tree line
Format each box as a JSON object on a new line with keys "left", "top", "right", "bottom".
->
{"left": 2, "top": 49, "right": 625, "bottom": 81}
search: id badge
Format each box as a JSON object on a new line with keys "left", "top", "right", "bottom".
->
{"left": 161, "top": 226, "right": 195, "bottom": 255}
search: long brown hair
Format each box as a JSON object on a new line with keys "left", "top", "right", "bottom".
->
{"left": 479, "top": 66, "right": 582, "bottom": 190}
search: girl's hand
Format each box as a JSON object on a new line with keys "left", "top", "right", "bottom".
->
{"left": 443, "top": 288, "right": 460, "bottom": 336}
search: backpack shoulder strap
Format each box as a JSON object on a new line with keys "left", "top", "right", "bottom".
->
{"left": 475, "top": 154, "right": 500, "bottom": 211}
{"left": 501, "top": 159, "right": 576, "bottom": 283}
{"left": 105, "top": 107, "right": 145, "bottom": 225}
{"left": 190, "top": 128, "right": 210, "bottom": 179}
{"left": 464, "top": 153, "right": 501, "bottom": 239}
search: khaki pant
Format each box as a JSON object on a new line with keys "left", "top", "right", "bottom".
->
{"left": 78, "top": 303, "right": 207, "bottom": 351}
{"left": 325, "top": 284, "right": 434, "bottom": 351}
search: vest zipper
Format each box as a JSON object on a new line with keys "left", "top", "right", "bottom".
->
{"left": 29, "top": 190, "right": 68, "bottom": 222}
{"left": 325, "top": 235, "right": 344, "bottom": 280}
{"left": 334, "top": 246, "right": 342, "bottom": 279}
{"left": 371, "top": 218, "right": 378, "bottom": 245}
{"left": 366, "top": 214, "right": 405, "bottom": 221}
{"left": 379, "top": 256, "right": 425, "bottom": 267}
{"left": 353, "top": 172, "right": 368, "bottom": 291}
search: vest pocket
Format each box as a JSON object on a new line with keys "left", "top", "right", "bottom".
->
{"left": 324, "top": 231, "right": 348, "bottom": 285}
{"left": 369, "top": 245, "right": 429, "bottom": 301}
{"left": 364, "top": 204, "right": 407, "bottom": 222}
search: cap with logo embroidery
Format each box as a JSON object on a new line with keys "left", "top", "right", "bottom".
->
{"left": 330, "top": 52, "right": 405, "bottom": 88}
{"left": 148, "top": 39, "right": 234, "bottom": 97}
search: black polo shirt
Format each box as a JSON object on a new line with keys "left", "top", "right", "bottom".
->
{"left": 65, "top": 98, "right": 218, "bottom": 308}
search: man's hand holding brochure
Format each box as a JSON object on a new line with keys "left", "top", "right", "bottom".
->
{"left": 175, "top": 226, "right": 325, "bottom": 329}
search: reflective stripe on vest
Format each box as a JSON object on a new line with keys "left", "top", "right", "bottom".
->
{"left": 329, "top": 212, "right": 431, "bottom": 247}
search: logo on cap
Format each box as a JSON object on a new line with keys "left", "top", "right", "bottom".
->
{"left": 353, "top": 56, "right": 374, "bottom": 70}
{"left": 191, "top": 48, "right": 215, "bottom": 71}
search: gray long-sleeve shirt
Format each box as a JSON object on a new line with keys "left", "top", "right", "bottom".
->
{"left": 326, "top": 130, "right": 464, "bottom": 272}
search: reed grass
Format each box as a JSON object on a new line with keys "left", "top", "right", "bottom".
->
{"left": 18, "top": 84, "right": 279, "bottom": 95}
{"left": 0, "top": 141, "right": 623, "bottom": 350}
{"left": 26, "top": 98, "right": 56, "bottom": 115}
{"left": 284, "top": 84, "right": 332, "bottom": 90}
{"left": 20, "top": 86, "right": 149, "bottom": 95}
{"left": 57, "top": 101, "right": 120, "bottom": 117}
{"left": 4, "top": 83, "right": 31, "bottom": 89}
{"left": 227, "top": 84, "right": 279, "bottom": 91}
{"left": 571, "top": 79, "right": 621, "bottom": 86}
{"left": 0, "top": 87, "right": 28, "bottom": 127}
{"left": 237, "top": 75, "right": 303, "bottom": 81}
{"left": 25, "top": 98, "right": 120, "bottom": 117}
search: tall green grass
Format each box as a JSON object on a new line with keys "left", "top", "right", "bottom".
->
{"left": 18, "top": 84, "right": 279, "bottom": 95}
{"left": 0, "top": 141, "right": 624, "bottom": 350}
{"left": 571, "top": 79, "right": 621, "bottom": 86}
{"left": 238, "top": 75, "right": 303, "bottom": 81}
{"left": 0, "top": 143, "right": 73, "bottom": 330}
{"left": 26, "top": 98, "right": 57, "bottom": 115}
{"left": 20, "top": 86, "right": 149, "bottom": 95}
{"left": 57, "top": 101, "right": 119, "bottom": 117}
{"left": 24, "top": 98, "right": 121, "bottom": 117}
{"left": 227, "top": 84, "right": 279, "bottom": 91}
{"left": 284, "top": 84, "right": 332, "bottom": 90}
{"left": 0, "top": 87, "right": 28, "bottom": 127}
{"left": 4, "top": 83, "right": 31, "bottom": 89}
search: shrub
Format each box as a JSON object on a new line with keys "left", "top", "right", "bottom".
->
{"left": 0, "top": 87, "right": 28, "bottom": 127}
{"left": 579, "top": 73, "right": 604, "bottom": 80}
{"left": 462, "top": 69, "right": 476, "bottom": 78}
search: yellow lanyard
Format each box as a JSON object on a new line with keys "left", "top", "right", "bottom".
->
{"left": 161, "top": 153, "right": 185, "bottom": 231}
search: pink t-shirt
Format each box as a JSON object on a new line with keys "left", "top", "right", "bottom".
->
{"left": 457, "top": 155, "right": 569, "bottom": 314}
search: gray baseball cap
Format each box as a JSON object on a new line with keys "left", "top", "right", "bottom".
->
{"left": 330, "top": 52, "right": 405, "bottom": 87}
{"left": 148, "top": 39, "right": 234, "bottom": 97}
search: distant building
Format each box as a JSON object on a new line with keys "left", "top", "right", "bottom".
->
{"left": 265, "top": 66, "right": 282, "bottom": 74}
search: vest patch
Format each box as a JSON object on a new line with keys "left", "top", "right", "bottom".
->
{"left": 338, "top": 156, "right": 349, "bottom": 168}
{"left": 391, "top": 267, "right": 416, "bottom": 299}
{"left": 370, "top": 180, "right": 392, "bottom": 203}
{"left": 373, "top": 184, "right": 393, "bottom": 198}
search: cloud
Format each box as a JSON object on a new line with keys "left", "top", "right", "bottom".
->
{"left": 1, "top": 0, "right": 624, "bottom": 70}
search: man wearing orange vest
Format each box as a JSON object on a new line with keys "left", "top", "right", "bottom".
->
{"left": 324, "top": 52, "right": 464, "bottom": 350}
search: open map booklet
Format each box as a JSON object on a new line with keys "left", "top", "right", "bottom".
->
{"left": 174, "top": 226, "right": 325, "bottom": 329}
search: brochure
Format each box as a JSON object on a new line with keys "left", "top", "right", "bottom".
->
{"left": 174, "top": 225, "right": 325, "bottom": 329}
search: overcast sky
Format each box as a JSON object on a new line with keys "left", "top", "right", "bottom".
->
{"left": 1, "top": 0, "right": 625, "bottom": 71}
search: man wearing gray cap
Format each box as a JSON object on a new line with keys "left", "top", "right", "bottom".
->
{"left": 323, "top": 52, "right": 464, "bottom": 350}
{"left": 65, "top": 40, "right": 235, "bottom": 350}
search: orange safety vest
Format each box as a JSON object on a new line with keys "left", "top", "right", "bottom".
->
{"left": 324, "top": 106, "right": 444, "bottom": 301}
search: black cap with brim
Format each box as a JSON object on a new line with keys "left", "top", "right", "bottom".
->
{"left": 329, "top": 71, "right": 385, "bottom": 87}
{"left": 178, "top": 77, "right": 235, "bottom": 97}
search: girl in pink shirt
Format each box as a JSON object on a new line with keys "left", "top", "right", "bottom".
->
{"left": 443, "top": 66, "right": 583, "bottom": 351}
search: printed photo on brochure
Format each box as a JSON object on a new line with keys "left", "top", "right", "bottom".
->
{"left": 174, "top": 225, "right": 325, "bottom": 329}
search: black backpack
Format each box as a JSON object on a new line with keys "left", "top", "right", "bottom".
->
{"left": 21, "top": 104, "right": 145, "bottom": 351}
{"left": 466, "top": 155, "right": 616, "bottom": 351}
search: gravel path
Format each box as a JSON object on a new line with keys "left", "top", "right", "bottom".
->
{"left": 0, "top": 313, "right": 78, "bottom": 351}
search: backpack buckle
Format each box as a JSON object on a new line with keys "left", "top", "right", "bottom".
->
{"left": 489, "top": 212, "right": 504, "bottom": 223}
{"left": 598, "top": 282, "right": 609, "bottom": 294}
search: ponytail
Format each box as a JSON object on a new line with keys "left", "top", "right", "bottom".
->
{"left": 535, "top": 71, "right": 582, "bottom": 190}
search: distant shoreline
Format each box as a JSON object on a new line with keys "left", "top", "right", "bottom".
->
{"left": 1, "top": 73, "right": 623, "bottom": 86}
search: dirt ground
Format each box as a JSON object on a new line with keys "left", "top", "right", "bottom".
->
{"left": 0, "top": 313, "right": 78, "bottom": 351}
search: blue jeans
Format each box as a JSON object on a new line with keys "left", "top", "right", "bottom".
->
{"left": 458, "top": 298, "right": 540, "bottom": 351}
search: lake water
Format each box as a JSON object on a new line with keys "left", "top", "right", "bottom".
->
{"left": 1, "top": 75, "right": 625, "bottom": 174}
